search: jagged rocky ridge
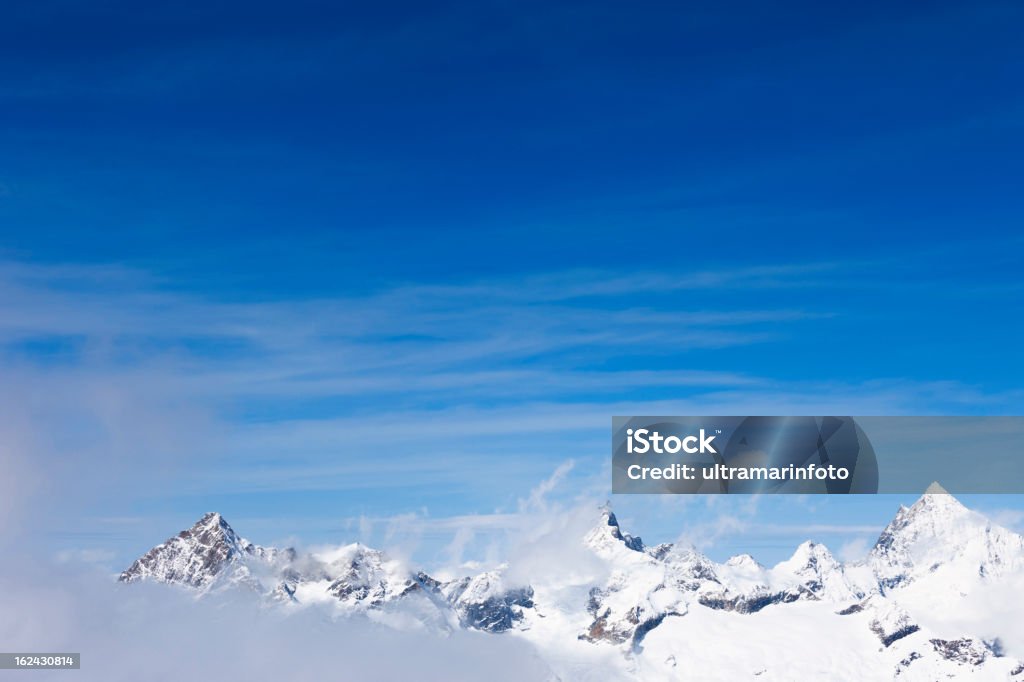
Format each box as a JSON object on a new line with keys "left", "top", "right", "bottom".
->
{"left": 120, "top": 485, "right": 1024, "bottom": 678}
{"left": 119, "top": 512, "right": 295, "bottom": 590}
{"left": 119, "top": 512, "right": 532, "bottom": 633}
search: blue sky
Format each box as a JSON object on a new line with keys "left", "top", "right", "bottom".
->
{"left": 1, "top": 0, "right": 1022, "bottom": 569}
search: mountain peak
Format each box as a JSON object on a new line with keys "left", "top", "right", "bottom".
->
{"left": 184, "top": 512, "right": 248, "bottom": 551}
{"left": 874, "top": 488, "right": 969, "bottom": 555}
{"left": 119, "top": 512, "right": 284, "bottom": 589}
{"left": 865, "top": 484, "right": 1024, "bottom": 592}
{"left": 198, "top": 511, "right": 224, "bottom": 525}
{"left": 725, "top": 553, "right": 761, "bottom": 569}
{"left": 793, "top": 540, "right": 828, "bottom": 555}
{"left": 780, "top": 540, "right": 839, "bottom": 573}
{"left": 584, "top": 507, "right": 644, "bottom": 553}
{"left": 906, "top": 483, "right": 967, "bottom": 517}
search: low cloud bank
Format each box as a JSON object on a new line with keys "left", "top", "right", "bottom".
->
{"left": 0, "top": 560, "right": 553, "bottom": 682}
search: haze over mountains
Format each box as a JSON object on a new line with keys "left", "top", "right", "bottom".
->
{"left": 119, "top": 486, "right": 1024, "bottom": 680}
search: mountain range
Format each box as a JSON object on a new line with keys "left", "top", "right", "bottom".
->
{"left": 118, "top": 485, "right": 1024, "bottom": 680}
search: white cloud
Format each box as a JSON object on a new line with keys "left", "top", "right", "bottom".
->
{"left": 0, "top": 564, "right": 553, "bottom": 682}
{"left": 982, "top": 508, "right": 1024, "bottom": 532}
{"left": 3, "top": 256, "right": 1023, "bottom": 573}
{"left": 837, "top": 536, "right": 872, "bottom": 562}
{"left": 55, "top": 549, "right": 117, "bottom": 566}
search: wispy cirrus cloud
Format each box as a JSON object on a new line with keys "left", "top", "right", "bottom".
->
{"left": 2, "top": 256, "right": 1020, "bottom": 566}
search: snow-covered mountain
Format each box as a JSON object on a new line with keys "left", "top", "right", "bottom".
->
{"left": 119, "top": 512, "right": 295, "bottom": 590}
{"left": 119, "top": 486, "right": 1024, "bottom": 680}
{"left": 865, "top": 482, "right": 1024, "bottom": 594}
{"left": 118, "top": 512, "right": 532, "bottom": 633}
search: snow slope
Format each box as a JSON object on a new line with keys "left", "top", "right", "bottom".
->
{"left": 119, "top": 487, "right": 1024, "bottom": 680}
